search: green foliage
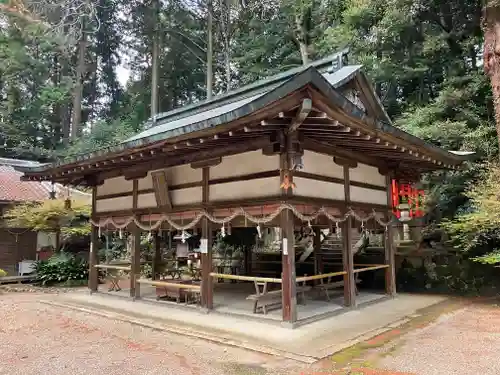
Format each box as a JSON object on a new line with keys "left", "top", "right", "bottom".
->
{"left": 0, "top": 269, "right": 7, "bottom": 277}
{"left": 443, "top": 164, "right": 500, "bottom": 265}
{"left": 35, "top": 252, "right": 88, "bottom": 285}
{"left": 4, "top": 199, "right": 91, "bottom": 241}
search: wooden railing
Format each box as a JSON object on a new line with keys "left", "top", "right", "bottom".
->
{"left": 94, "top": 264, "right": 131, "bottom": 271}
{"left": 296, "top": 271, "right": 346, "bottom": 283}
{"left": 353, "top": 264, "right": 389, "bottom": 274}
{"left": 209, "top": 272, "right": 282, "bottom": 284}
{"left": 136, "top": 278, "right": 201, "bottom": 291}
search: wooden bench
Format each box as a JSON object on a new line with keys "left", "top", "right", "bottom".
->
{"left": 316, "top": 273, "right": 361, "bottom": 301}
{"left": 246, "top": 279, "right": 312, "bottom": 314}
{"left": 137, "top": 279, "right": 201, "bottom": 305}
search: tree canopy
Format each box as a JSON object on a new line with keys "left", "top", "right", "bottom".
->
{"left": 0, "top": 0, "right": 497, "bottom": 262}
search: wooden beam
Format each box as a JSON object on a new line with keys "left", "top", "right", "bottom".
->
{"left": 89, "top": 187, "right": 99, "bottom": 293}
{"left": 130, "top": 226, "right": 141, "bottom": 299}
{"left": 313, "top": 226, "right": 323, "bottom": 285}
{"left": 333, "top": 156, "right": 358, "bottom": 169}
{"left": 201, "top": 167, "right": 213, "bottom": 310}
{"left": 132, "top": 179, "right": 139, "bottom": 210}
{"left": 151, "top": 170, "right": 172, "bottom": 211}
{"left": 281, "top": 208, "right": 296, "bottom": 323}
{"left": 303, "top": 137, "right": 387, "bottom": 170}
{"left": 98, "top": 137, "right": 272, "bottom": 182}
{"left": 342, "top": 166, "right": 356, "bottom": 307}
{"left": 190, "top": 157, "right": 222, "bottom": 169}
{"left": 289, "top": 99, "right": 312, "bottom": 132}
{"left": 280, "top": 133, "right": 297, "bottom": 323}
{"left": 124, "top": 167, "right": 148, "bottom": 181}
{"left": 152, "top": 232, "right": 162, "bottom": 280}
{"left": 385, "top": 174, "right": 396, "bottom": 297}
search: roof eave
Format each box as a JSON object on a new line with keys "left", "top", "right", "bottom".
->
{"left": 307, "top": 69, "right": 469, "bottom": 166}
{"left": 15, "top": 68, "right": 318, "bottom": 176}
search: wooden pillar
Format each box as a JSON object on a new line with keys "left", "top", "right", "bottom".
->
{"left": 200, "top": 166, "right": 213, "bottom": 309}
{"left": 89, "top": 187, "right": 99, "bottom": 293}
{"left": 152, "top": 231, "right": 162, "bottom": 280}
{"left": 201, "top": 217, "right": 213, "bottom": 309}
{"left": 130, "top": 226, "right": 141, "bottom": 299}
{"left": 313, "top": 226, "right": 323, "bottom": 284}
{"left": 385, "top": 175, "right": 397, "bottom": 296}
{"left": 281, "top": 209, "right": 297, "bottom": 323}
{"left": 244, "top": 247, "right": 252, "bottom": 276}
{"left": 343, "top": 166, "right": 356, "bottom": 307}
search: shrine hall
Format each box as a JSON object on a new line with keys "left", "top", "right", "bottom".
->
{"left": 17, "top": 50, "right": 471, "bottom": 326}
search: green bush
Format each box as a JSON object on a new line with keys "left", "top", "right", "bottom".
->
{"left": 35, "top": 252, "right": 88, "bottom": 286}
{"left": 0, "top": 269, "right": 7, "bottom": 277}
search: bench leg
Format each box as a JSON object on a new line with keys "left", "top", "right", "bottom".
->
{"left": 253, "top": 300, "right": 258, "bottom": 314}
{"left": 325, "top": 288, "right": 331, "bottom": 301}
{"left": 263, "top": 304, "right": 267, "bottom": 315}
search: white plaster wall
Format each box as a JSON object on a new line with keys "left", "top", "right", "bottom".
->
{"left": 95, "top": 196, "right": 133, "bottom": 212}
{"left": 137, "top": 171, "right": 154, "bottom": 190}
{"left": 302, "top": 150, "right": 344, "bottom": 179}
{"left": 96, "top": 176, "right": 133, "bottom": 196}
{"left": 163, "top": 165, "right": 201, "bottom": 185}
{"left": 137, "top": 192, "right": 157, "bottom": 209}
{"left": 209, "top": 177, "right": 281, "bottom": 201}
{"left": 210, "top": 151, "right": 279, "bottom": 179}
{"left": 294, "top": 177, "right": 345, "bottom": 200}
{"left": 171, "top": 187, "right": 202, "bottom": 206}
{"left": 350, "top": 186, "right": 387, "bottom": 205}
{"left": 349, "top": 163, "right": 386, "bottom": 187}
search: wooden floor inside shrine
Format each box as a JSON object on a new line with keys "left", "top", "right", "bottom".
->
{"left": 96, "top": 281, "right": 387, "bottom": 322}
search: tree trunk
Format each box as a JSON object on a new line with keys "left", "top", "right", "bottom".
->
{"left": 483, "top": 3, "right": 500, "bottom": 153}
{"left": 294, "top": 10, "right": 309, "bottom": 65}
{"left": 71, "top": 32, "right": 87, "bottom": 141}
{"left": 222, "top": 0, "right": 231, "bottom": 92}
{"left": 151, "top": 0, "right": 160, "bottom": 119}
{"left": 206, "top": 0, "right": 214, "bottom": 100}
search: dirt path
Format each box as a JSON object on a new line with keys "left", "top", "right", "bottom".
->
{"left": 314, "top": 298, "right": 500, "bottom": 375}
{"left": 0, "top": 294, "right": 299, "bottom": 375}
{"left": 1, "top": 293, "right": 498, "bottom": 375}
{"left": 377, "top": 302, "right": 500, "bottom": 375}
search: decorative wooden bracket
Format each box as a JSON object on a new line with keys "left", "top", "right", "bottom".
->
{"left": 151, "top": 170, "right": 172, "bottom": 211}
{"left": 190, "top": 157, "right": 222, "bottom": 169}
{"left": 333, "top": 156, "right": 358, "bottom": 169}
{"left": 124, "top": 167, "right": 148, "bottom": 181}
{"left": 289, "top": 98, "right": 312, "bottom": 132}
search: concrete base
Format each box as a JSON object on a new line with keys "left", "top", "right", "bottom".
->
{"left": 46, "top": 290, "right": 446, "bottom": 361}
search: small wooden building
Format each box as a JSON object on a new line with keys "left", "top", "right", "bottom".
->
{"left": 17, "top": 51, "right": 469, "bottom": 324}
{"left": 1, "top": 157, "right": 90, "bottom": 275}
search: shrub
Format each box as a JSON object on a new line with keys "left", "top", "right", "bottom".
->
{"left": 0, "top": 269, "right": 7, "bottom": 277}
{"left": 35, "top": 252, "right": 88, "bottom": 286}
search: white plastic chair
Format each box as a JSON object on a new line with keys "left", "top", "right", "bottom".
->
{"left": 18, "top": 260, "right": 36, "bottom": 276}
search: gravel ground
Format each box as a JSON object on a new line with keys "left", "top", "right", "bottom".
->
{"left": 379, "top": 303, "right": 500, "bottom": 375}
{"left": 0, "top": 294, "right": 301, "bottom": 375}
{"left": 2, "top": 293, "right": 498, "bottom": 375}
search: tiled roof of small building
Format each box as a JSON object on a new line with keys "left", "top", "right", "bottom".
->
{"left": 0, "top": 159, "right": 90, "bottom": 203}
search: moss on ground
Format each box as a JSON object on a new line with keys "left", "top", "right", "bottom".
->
{"left": 328, "top": 297, "right": 465, "bottom": 369}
